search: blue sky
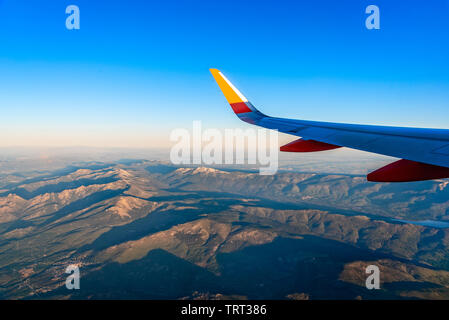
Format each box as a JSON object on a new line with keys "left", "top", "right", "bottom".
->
{"left": 0, "top": 0, "right": 448, "bottom": 148}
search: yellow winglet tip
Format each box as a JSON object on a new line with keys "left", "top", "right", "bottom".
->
{"left": 209, "top": 68, "right": 219, "bottom": 74}
{"left": 209, "top": 69, "right": 248, "bottom": 104}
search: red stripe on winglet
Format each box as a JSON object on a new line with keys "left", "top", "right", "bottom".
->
{"left": 280, "top": 139, "right": 341, "bottom": 152}
{"left": 367, "top": 159, "right": 449, "bottom": 182}
{"left": 230, "top": 102, "right": 252, "bottom": 114}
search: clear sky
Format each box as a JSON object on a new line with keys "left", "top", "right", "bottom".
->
{"left": 0, "top": 0, "right": 448, "bottom": 148}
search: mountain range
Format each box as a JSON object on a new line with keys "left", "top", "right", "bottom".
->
{"left": 1, "top": 159, "right": 449, "bottom": 299}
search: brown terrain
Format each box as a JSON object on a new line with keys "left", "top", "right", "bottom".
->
{"left": 1, "top": 159, "right": 449, "bottom": 299}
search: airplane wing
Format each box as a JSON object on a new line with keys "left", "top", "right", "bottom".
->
{"left": 210, "top": 68, "right": 449, "bottom": 182}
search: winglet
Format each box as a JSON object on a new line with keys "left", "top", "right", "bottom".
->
{"left": 210, "top": 68, "right": 253, "bottom": 114}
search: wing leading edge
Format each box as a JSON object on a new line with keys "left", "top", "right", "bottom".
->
{"left": 210, "top": 68, "right": 449, "bottom": 182}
